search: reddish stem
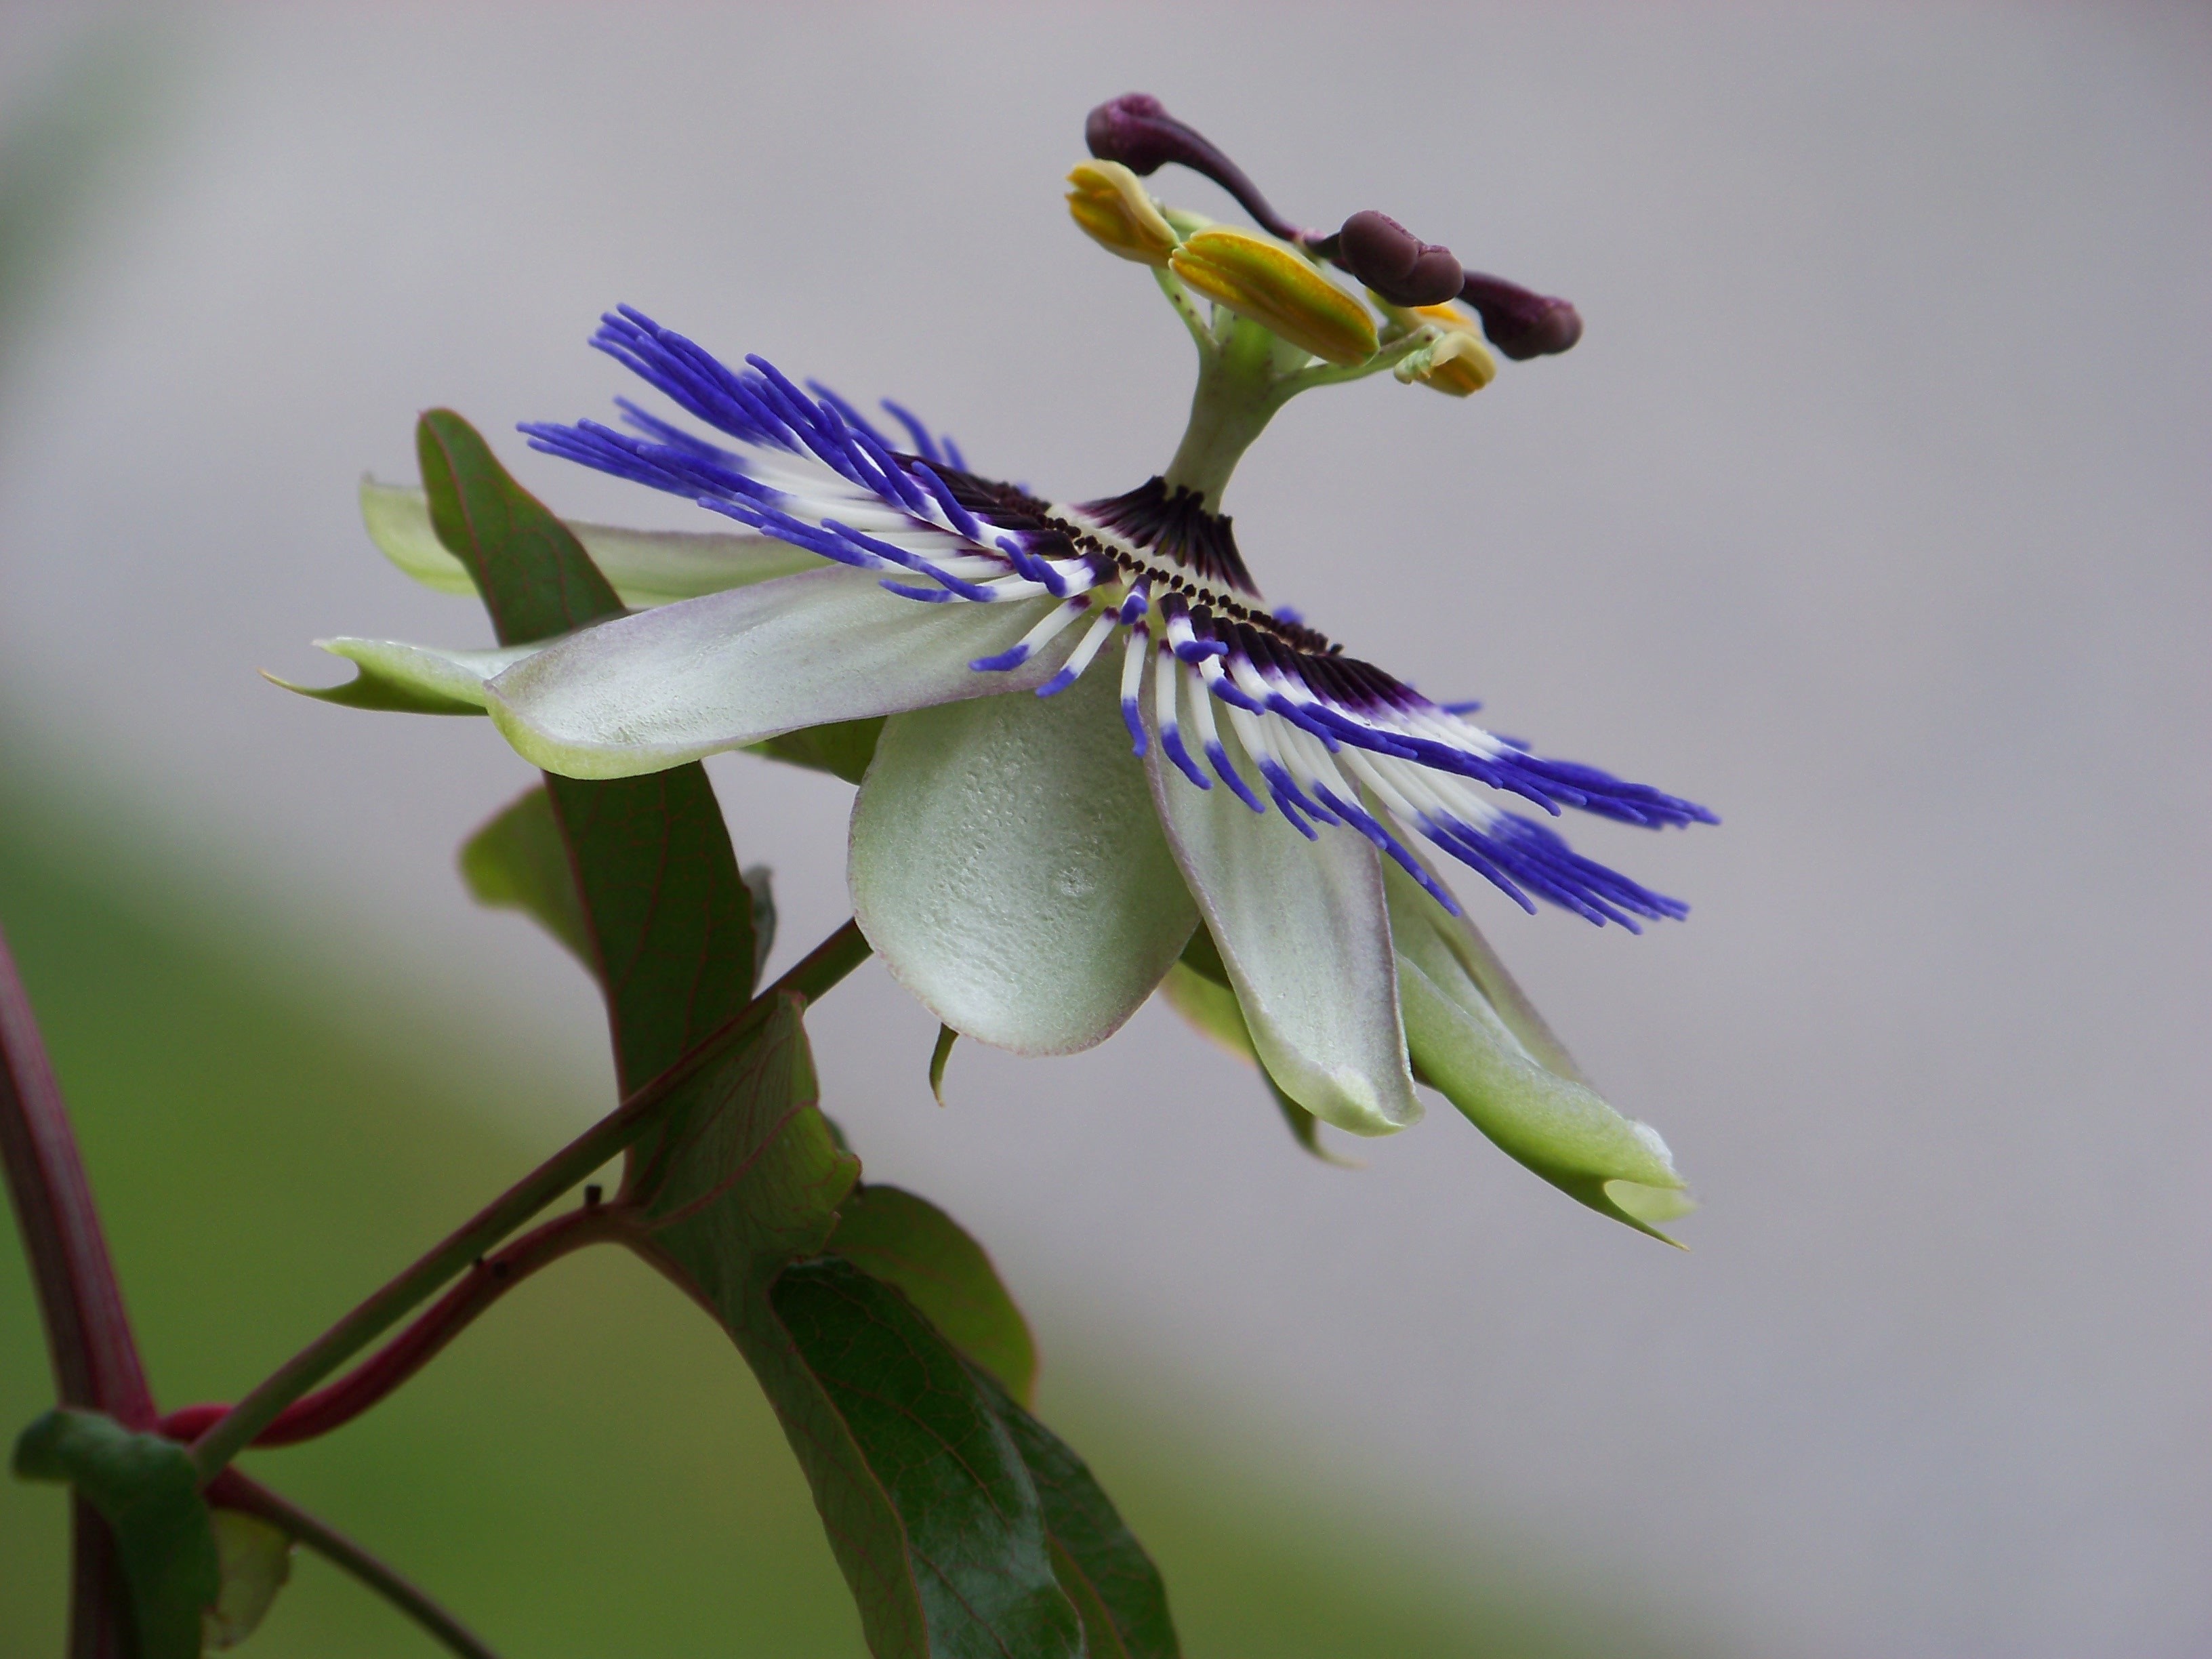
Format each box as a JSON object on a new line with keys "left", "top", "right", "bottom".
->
{"left": 161, "top": 1204, "right": 624, "bottom": 1448}
{"left": 0, "top": 925, "right": 155, "bottom": 1425}
{"left": 0, "top": 922, "right": 155, "bottom": 1655}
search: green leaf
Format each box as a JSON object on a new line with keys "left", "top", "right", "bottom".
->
{"left": 417, "top": 409, "right": 624, "bottom": 647}
{"left": 615, "top": 999, "right": 925, "bottom": 1650}
{"left": 459, "top": 785, "right": 592, "bottom": 969}
{"left": 363, "top": 476, "right": 819, "bottom": 607}
{"left": 926, "top": 1024, "right": 956, "bottom": 1107}
{"left": 747, "top": 714, "right": 886, "bottom": 784}
{"left": 543, "top": 770, "right": 758, "bottom": 1092}
{"left": 827, "top": 1185, "right": 1038, "bottom": 1406}
{"left": 13, "top": 1408, "right": 220, "bottom": 1659}
{"left": 203, "top": 1509, "right": 293, "bottom": 1650}
{"left": 772, "top": 1259, "right": 1083, "bottom": 1659}
{"left": 418, "top": 409, "right": 756, "bottom": 1093}
{"left": 971, "top": 1370, "right": 1180, "bottom": 1659}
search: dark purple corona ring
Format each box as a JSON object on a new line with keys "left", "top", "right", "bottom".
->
{"left": 520, "top": 308, "right": 1713, "bottom": 930}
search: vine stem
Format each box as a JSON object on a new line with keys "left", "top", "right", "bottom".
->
{"left": 161, "top": 1204, "right": 624, "bottom": 1448}
{"left": 0, "top": 924, "right": 154, "bottom": 1425}
{"left": 0, "top": 920, "right": 152, "bottom": 1656}
{"left": 187, "top": 918, "right": 872, "bottom": 1481}
{"left": 209, "top": 1468, "right": 500, "bottom": 1659}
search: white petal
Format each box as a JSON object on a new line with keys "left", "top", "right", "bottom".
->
{"left": 269, "top": 636, "right": 547, "bottom": 712}
{"left": 1146, "top": 714, "right": 1418, "bottom": 1134}
{"left": 851, "top": 658, "right": 1197, "bottom": 1056}
{"left": 485, "top": 567, "right": 1065, "bottom": 780}
{"left": 1383, "top": 860, "right": 1692, "bottom": 1239}
{"left": 361, "top": 478, "right": 819, "bottom": 607}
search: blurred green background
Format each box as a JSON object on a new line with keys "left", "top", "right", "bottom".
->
{"left": 0, "top": 758, "right": 1684, "bottom": 1658}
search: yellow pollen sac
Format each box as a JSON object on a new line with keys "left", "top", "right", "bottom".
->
{"left": 1169, "top": 228, "right": 1379, "bottom": 367}
{"left": 1387, "top": 302, "right": 1498, "bottom": 396}
{"left": 1065, "top": 160, "right": 1179, "bottom": 267}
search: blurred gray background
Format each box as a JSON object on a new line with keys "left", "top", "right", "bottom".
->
{"left": 2, "top": 6, "right": 2207, "bottom": 1656}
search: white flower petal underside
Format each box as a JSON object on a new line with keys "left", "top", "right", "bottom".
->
{"left": 1146, "top": 718, "right": 1418, "bottom": 1135}
{"left": 362, "top": 478, "right": 818, "bottom": 607}
{"left": 851, "top": 660, "right": 1197, "bottom": 1057}
{"left": 1383, "top": 859, "right": 1692, "bottom": 1240}
{"left": 485, "top": 567, "right": 1066, "bottom": 780}
{"left": 266, "top": 636, "right": 548, "bottom": 714}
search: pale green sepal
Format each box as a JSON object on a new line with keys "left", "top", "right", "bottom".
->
{"left": 1145, "top": 720, "right": 1418, "bottom": 1134}
{"left": 266, "top": 636, "right": 546, "bottom": 715}
{"left": 203, "top": 1510, "right": 292, "bottom": 1650}
{"left": 362, "top": 478, "right": 817, "bottom": 606}
{"left": 928, "top": 1023, "right": 957, "bottom": 1105}
{"left": 851, "top": 661, "right": 1197, "bottom": 1057}
{"left": 361, "top": 476, "right": 472, "bottom": 595}
{"left": 486, "top": 567, "right": 1065, "bottom": 780}
{"left": 1383, "top": 863, "right": 1692, "bottom": 1242}
{"left": 1158, "top": 958, "right": 1256, "bottom": 1062}
{"left": 1382, "top": 856, "right": 1590, "bottom": 1084}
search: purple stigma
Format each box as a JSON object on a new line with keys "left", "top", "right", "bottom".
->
{"left": 1334, "top": 211, "right": 1465, "bottom": 308}
{"left": 1085, "top": 93, "right": 1307, "bottom": 243}
{"left": 1458, "top": 271, "right": 1584, "bottom": 359}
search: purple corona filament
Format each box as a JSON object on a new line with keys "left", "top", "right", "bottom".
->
{"left": 524, "top": 306, "right": 1711, "bottom": 927}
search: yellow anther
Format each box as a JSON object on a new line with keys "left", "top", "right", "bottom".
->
{"left": 1169, "top": 228, "right": 1379, "bottom": 367}
{"left": 1066, "top": 160, "right": 1179, "bottom": 267}
{"left": 1417, "top": 325, "right": 1498, "bottom": 396}
{"left": 1384, "top": 302, "right": 1497, "bottom": 396}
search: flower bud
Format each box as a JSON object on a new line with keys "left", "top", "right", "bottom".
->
{"left": 1458, "top": 271, "right": 1584, "bottom": 359}
{"left": 1169, "top": 228, "right": 1379, "bottom": 367}
{"left": 1065, "top": 159, "right": 1178, "bottom": 266}
{"left": 1335, "top": 211, "right": 1464, "bottom": 308}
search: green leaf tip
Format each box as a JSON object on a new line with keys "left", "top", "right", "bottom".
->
{"left": 966, "top": 1364, "right": 1182, "bottom": 1659}
{"left": 13, "top": 1408, "right": 222, "bottom": 1659}
{"left": 416, "top": 407, "right": 624, "bottom": 647}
